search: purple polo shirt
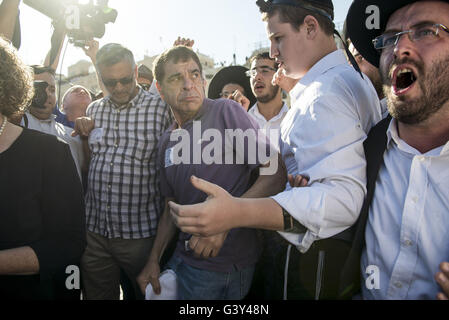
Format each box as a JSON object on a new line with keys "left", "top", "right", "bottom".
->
{"left": 158, "top": 98, "right": 271, "bottom": 272}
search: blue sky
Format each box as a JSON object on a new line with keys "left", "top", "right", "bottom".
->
{"left": 18, "top": 0, "right": 353, "bottom": 75}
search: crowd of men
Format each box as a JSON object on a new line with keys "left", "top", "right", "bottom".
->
{"left": 0, "top": 0, "right": 449, "bottom": 301}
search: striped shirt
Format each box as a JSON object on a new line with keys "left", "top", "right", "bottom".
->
{"left": 85, "top": 88, "right": 172, "bottom": 239}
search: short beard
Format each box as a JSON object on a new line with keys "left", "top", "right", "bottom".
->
{"left": 256, "top": 85, "right": 280, "bottom": 104}
{"left": 382, "top": 55, "right": 449, "bottom": 125}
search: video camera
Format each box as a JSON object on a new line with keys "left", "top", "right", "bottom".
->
{"left": 31, "top": 81, "right": 48, "bottom": 109}
{"left": 23, "top": 0, "right": 118, "bottom": 47}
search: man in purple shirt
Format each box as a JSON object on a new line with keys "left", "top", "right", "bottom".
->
{"left": 136, "top": 46, "right": 286, "bottom": 300}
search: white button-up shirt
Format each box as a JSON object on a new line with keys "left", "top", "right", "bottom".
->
{"left": 271, "top": 50, "right": 382, "bottom": 253}
{"left": 248, "top": 102, "right": 289, "bottom": 152}
{"left": 23, "top": 112, "right": 84, "bottom": 179}
{"left": 361, "top": 119, "right": 449, "bottom": 300}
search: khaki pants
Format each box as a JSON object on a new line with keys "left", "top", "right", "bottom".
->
{"left": 81, "top": 231, "right": 154, "bottom": 300}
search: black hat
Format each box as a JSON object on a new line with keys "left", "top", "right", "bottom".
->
{"left": 208, "top": 66, "right": 257, "bottom": 107}
{"left": 256, "top": 0, "right": 334, "bottom": 21}
{"left": 346, "top": 0, "right": 449, "bottom": 68}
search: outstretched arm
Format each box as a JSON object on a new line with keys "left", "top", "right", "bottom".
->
{"left": 170, "top": 176, "right": 284, "bottom": 237}
{"left": 0, "top": 0, "right": 20, "bottom": 42}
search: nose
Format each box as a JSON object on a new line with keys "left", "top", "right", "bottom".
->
{"left": 270, "top": 42, "right": 279, "bottom": 59}
{"left": 393, "top": 32, "right": 414, "bottom": 60}
{"left": 183, "top": 77, "right": 194, "bottom": 90}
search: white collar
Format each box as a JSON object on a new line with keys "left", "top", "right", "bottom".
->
{"left": 249, "top": 102, "right": 289, "bottom": 123}
{"left": 386, "top": 118, "right": 448, "bottom": 156}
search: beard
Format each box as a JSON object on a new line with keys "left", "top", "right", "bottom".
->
{"left": 381, "top": 55, "right": 449, "bottom": 125}
{"left": 255, "top": 85, "right": 280, "bottom": 104}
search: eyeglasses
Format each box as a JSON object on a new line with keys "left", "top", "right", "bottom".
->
{"left": 245, "top": 66, "right": 277, "bottom": 78}
{"left": 102, "top": 75, "right": 134, "bottom": 88}
{"left": 139, "top": 83, "right": 151, "bottom": 91}
{"left": 372, "top": 23, "right": 449, "bottom": 51}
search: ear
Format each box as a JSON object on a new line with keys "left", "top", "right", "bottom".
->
{"left": 156, "top": 81, "right": 165, "bottom": 99}
{"left": 303, "top": 15, "right": 319, "bottom": 39}
{"left": 134, "top": 65, "right": 139, "bottom": 79}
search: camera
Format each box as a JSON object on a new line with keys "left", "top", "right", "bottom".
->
{"left": 31, "top": 81, "right": 48, "bottom": 109}
{"left": 23, "top": 0, "right": 118, "bottom": 47}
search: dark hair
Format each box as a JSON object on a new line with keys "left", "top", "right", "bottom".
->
{"left": 0, "top": 37, "right": 34, "bottom": 118}
{"left": 30, "top": 65, "right": 56, "bottom": 76}
{"left": 138, "top": 64, "right": 153, "bottom": 82}
{"left": 249, "top": 52, "right": 279, "bottom": 70}
{"left": 153, "top": 46, "right": 203, "bottom": 83}
{"left": 96, "top": 43, "right": 135, "bottom": 68}
{"left": 261, "top": 1, "right": 335, "bottom": 36}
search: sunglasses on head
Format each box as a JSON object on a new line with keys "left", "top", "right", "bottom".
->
{"left": 102, "top": 75, "right": 134, "bottom": 88}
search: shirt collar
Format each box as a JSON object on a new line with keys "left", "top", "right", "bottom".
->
{"left": 290, "top": 49, "right": 348, "bottom": 101}
{"left": 249, "top": 102, "right": 289, "bottom": 123}
{"left": 27, "top": 112, "right": 56, "bottom": 123}
{"left": 387, "top": 118, "right": 449, "bottom": 156}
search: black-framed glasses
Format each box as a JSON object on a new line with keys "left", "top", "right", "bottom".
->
{"left": 372, "top": 23, "right": 449, "bottom": 51}
{"left": 102, "top": 75, "right": 134, "bottom": 88}
{"left": 139, "top": 83, "right": 151, "bottom": 91}
{"left": 245, "top": 66, "right": 277, "bottom": 78}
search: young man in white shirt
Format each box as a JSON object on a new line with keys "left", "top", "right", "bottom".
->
{"left": 247, "top": 52, "right": 289, "bottom": 152}
{"left": 169, "top": 0, "right": 381, "bottom": 299}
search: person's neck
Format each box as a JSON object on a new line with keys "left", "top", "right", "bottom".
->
{"left": 0, "top": 116, "right": 23, "bottom": 154}
{"left": 397, "top": 106, "right": 449, "bottom": 154}
{"left": 256, "top": 94, "right": 284, "bottom": 122}
{"left": 173, "top": 107, "right": 202, "bottom": 129}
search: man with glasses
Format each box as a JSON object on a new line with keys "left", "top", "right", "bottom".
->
{"left": 247, "top": 52, "right": 289, "bottom": 152}
{"left": 344, "top": 0, "right": 449, "bottom": 300}
{"left": 73, "top": 43, "right": 172, "bottom": 300}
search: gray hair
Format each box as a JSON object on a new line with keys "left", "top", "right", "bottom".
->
{"left": 96, "top": 43, "right": 135, "bottom": 69}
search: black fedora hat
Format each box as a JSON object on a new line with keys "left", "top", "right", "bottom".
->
{"left": 208, "top": 66, "right": 257, "bottom": 107}
{"left": 346, "top": 0, "right": 449, "bottom": 68}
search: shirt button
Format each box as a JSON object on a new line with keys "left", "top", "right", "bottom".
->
{"left": 403, "top": 239, "right": 413, "bottom": 247}
{"left": 411, "top": 196, "right": 418, "bottom": 203}
{"left": 110, "top": 163, "right": 114, "bottom": 166}
{"left": 394, "top": 282, "right": 403, "bottom": 289}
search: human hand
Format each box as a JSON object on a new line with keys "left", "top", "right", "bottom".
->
{"left": 229, "top": 90, "right": 250, "bottom": 111}
{"left": 72, "top": 117, "right": 95, "bottom": 138}
{"left": 169, "top": 176, "right": 237, "bottom": 237}
{"left": 287, "top": 174, "right": 309, "bottom": 188}
{"left": 137, "top": 260, "right": 161, "bottom": 295}
{"left": 173, "top": 36, "right": 195, "bottom": 48}
{"left": 272, "top": 67, "right": 298, "bottom": 93}
{"left": 82, "top": 39, "right": 100, "bottom": 63}
{"left": 435, "top": 262, "right": 449, "bottom": 300}
{"left": 188, "top": 232, "right": 229, "bottom": 259}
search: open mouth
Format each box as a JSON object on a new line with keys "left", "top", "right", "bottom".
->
{"left": 255, "top": 83, "right": 265, "bottom": 90}
{"left": 393, "top": 67, "right": 417, "bottom": 95}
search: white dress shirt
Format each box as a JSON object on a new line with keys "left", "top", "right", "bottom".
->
{"left": 361, "top": 119, "right": 449, "bottom": 300}
{"left": 271, "top": 50, "right": 382, "bottom": 253}
{"left": 248, "top": 102, "right": 289, "bottom": 151}
{"left": 23, "top": 112, "right": 84, "bottom": 179}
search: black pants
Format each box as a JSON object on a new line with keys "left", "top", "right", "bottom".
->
{"left": 247, "top": 232, "right": 352, "bottom": 300}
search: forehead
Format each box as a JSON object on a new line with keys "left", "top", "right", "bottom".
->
{"left": 251, "top": 58, "right": 276, "bottom": 69}
{"left": 222, "top": 83, "right": 244, "bottom": 92}
{"left": 386, "top": 1, "right": 449, "bottom": 30}
{"left": 34, "top": 72, "right": 55, "bottom": 86}
{"left": 99, "top": 60, "right": 134, "bottom": 78}
{"left": 164, "top": 58, "right": 200, "bottom": 76}
{"left": 265, "top": 12, "right": 299, "bottom": 36}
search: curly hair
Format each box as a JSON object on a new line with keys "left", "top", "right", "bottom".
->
{"left": 0, "top": 36, "right": 34, "bottom": 118}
